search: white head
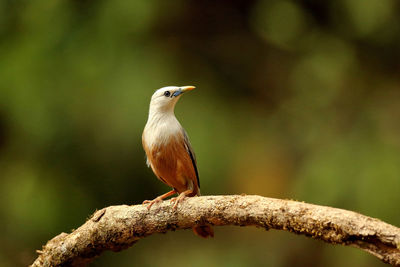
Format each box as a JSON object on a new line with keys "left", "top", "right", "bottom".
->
{"left": 149, "top": 86, "right": 195, "bottom": 114}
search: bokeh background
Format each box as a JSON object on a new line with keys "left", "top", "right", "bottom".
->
{"left": 1, "top": 0, "right": 399, "bottom": 266}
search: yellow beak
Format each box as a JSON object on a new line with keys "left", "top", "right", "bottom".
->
{"left": 180, "top": 86, "right": 196, "bottom": 92}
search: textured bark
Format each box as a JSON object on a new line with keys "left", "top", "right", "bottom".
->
{"left": 31, "top": 195, "right": 400, "bottom": 266}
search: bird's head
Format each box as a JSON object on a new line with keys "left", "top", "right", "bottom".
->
{"left": 149, "top": 86, "right": 195, "bottom": 113}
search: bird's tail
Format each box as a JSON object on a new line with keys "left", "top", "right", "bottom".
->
{"left": 193, "top": 225, "right": 214, "bottom": 238}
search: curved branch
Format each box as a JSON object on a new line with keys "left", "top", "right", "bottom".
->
{"left": 31, "top": 195, "right": 400, "bottom": 266}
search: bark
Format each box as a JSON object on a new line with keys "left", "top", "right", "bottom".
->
{"left": 31, "top": 195, "right": 400, "bottom": 266}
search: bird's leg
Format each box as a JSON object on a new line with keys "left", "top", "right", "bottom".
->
{"left": 170, "top": 189, "right": 193, "bottom": 210}
{"left": 143, "top": 189, "right": 177, "bottom": 210}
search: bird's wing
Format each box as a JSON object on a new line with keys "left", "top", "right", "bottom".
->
{"left": 182, "top": 128, "right": 200, "bottom": 188}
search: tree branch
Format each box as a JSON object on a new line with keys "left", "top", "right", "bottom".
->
{"left": 31, "top": 195, "right": 400, "bottom": 266}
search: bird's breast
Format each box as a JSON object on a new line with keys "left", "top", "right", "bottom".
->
{"left": 146, "top": 135, "right": 183, "bottom": 169}
{"left": 142, "top": 114, "right": 198, "bottom": 193}
{"left": 143, "top": 115, "right": 182, "bottom": 148}
{"left": 142, "top": 119, "right": 183, "bottom": 178}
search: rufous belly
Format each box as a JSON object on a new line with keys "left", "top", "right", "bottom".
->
{"left": 146, "top": 136, "right": 198, "bottom": 195}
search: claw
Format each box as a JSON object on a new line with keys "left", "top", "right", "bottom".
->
{"left": 142, "top": 197, "right": 162, "bottom": 210}
{"left": 142, "top": 189, "right": 178, "bottom": 210}
{"left": 170, "top": 192, "right": 189, "bottom": 210}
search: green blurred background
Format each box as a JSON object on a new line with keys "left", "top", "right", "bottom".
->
{"left": 1, "top": 0, "right": 399, "bottom": 266}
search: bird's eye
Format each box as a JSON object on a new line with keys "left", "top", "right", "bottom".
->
{"left": 164, "top": 91, "right": 171, "bottom": 97}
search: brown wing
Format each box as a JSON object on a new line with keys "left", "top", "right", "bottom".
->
{"left": 182, "top": 129, "right": 200, "bottom": 188}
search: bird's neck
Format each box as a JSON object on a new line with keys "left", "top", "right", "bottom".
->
{"left": 148, "top": 106, "right": 176, "bottom": 123}
{"left": 144, "top": 108, "right": 181, "bottom": 147}
{"left": 146, "top": 105, "right": 181, "bottom": 134}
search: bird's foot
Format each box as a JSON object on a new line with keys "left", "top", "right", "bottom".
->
{"left": 170, "top": 193, "right": 189, "bottom": 210}
{"left": 143, "top": 190, "right": 178, "bottom": 210}
{"left": 142, "top": 197, "right": 163, "bottom": 210}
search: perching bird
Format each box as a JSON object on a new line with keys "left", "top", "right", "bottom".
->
{"left": 142, "top": 86, "right": 214, "bottom": 238}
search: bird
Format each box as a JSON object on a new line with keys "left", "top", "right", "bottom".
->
{"left": 142, "top": 85, "right": 214, "bottom": 238}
